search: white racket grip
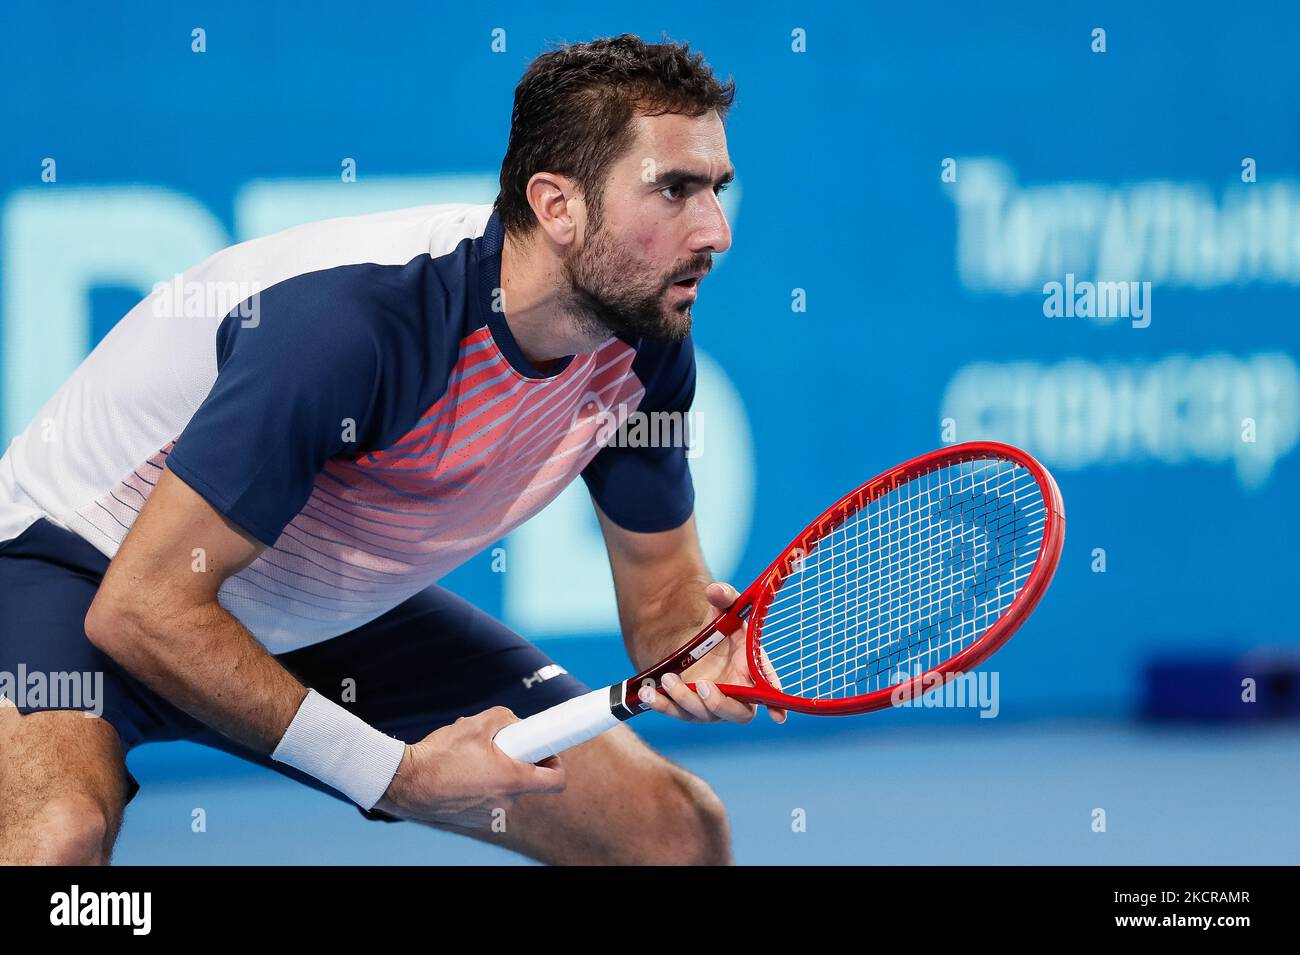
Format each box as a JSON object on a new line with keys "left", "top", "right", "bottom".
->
{"left": 493, "top": 686, "right": 622, "bottom": 763}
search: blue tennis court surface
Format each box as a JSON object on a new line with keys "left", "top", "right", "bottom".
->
{"left": 113, "top": 722, "right": 1300, "bottom": 865}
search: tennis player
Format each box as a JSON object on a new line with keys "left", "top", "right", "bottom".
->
{"left": 0, "top": 35, "right": 784, "bottom": 866}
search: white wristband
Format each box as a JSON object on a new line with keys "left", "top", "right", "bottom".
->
{"left": 271, "top": 689, "right": 406, "bottom": 811}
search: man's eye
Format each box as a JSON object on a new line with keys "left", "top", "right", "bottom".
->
{"left": 660, "top": 183, "right": 684, "bottom": 201}
{"left": 715, "top": 182, "right": 730, "bottom": 195}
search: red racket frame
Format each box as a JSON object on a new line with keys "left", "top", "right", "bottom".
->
{"left": 619, "top": 441, "right": 1065, "bottom": 716}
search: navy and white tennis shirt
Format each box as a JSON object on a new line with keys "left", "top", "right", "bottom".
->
{"left": 0, "top": 204, "right": 695, "bottom": 652}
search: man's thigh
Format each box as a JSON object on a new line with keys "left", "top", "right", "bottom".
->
{"left": 466, "top": 724, "right": 732, "bottom": 865}
{"left": 0, "top": 519, "right": 163, "bottom": 863}
{"left": 0, "top": 706, "right": 131, "bottom": 864}
{"left": 0, "top": 519, "right": 169, "bottom": 757}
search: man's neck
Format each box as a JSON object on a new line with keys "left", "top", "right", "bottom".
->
{"left": 498, "top": 230, "right": 609, "bottom": 367}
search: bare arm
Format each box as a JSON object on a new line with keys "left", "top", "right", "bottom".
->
{"left": 84, "top": 468, "right": 305, "bottom": 751}
{"left": 594, "top": 504, "right": 785, "bottom": 725}
{"left": 594, "top": 505, "right": 716, "bottom": 671}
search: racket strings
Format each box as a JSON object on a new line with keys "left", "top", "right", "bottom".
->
{"left": 755, "top": 458, "right": 1046, "bottom": 701}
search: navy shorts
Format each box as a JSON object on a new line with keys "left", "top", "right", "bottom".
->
{"left": 0, "top": 519, "right": 591, "bottom": 821}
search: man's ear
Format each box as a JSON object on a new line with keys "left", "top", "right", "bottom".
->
{"left": 525, "top": 172, "right": 582, "bottom": 247}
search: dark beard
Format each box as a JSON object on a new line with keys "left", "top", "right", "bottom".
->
{"left": 561, "top": 228, "right": 693, "bottom": 344}
{"left": 563, "top": 274, "right": 692, "bottom": 344}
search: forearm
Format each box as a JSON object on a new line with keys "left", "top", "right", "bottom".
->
{"left": 621, "top": 569, "right": 717, "bottom": 671}
{"left": 90, "top": 597, "right": 404, "bottom": 809}
{"left": 87, "top": 598, "right": 307, "bottom": 754}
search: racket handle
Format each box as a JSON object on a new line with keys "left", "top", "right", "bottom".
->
{"left": 493, "top": 686, "right": 622, "bottom": 763}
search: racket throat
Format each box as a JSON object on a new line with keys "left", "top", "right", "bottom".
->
{"left": 620, "top": 601, "right": 752, "bottom": 714}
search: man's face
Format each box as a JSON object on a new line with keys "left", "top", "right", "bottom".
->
{"left": 562, "top": 109, "right": 734, "bottom": 344}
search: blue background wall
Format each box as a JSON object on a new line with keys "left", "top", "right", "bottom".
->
{"left": 2, "top": 1, "right": 1298, "bottom": 863}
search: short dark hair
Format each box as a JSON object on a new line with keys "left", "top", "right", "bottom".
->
{"left": 494, "top": 34, "right": 736, "bottom": 238}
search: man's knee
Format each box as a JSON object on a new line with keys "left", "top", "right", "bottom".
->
{"left": 2, "top": 792, "right": 113, "bottom": 865}
{"left": 651, "top": 765, "right": 732, "bottom": 866}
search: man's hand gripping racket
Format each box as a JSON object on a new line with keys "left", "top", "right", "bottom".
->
{"left": 494, "top": 441, "right": 1066, "bottom": 763}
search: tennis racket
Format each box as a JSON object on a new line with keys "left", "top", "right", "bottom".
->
{"left": 494, "top": 440, "right": 1065, "bottom": 763}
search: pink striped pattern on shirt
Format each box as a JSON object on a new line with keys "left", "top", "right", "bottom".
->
{"left": 221, "top": 328, "right": 642, "bottom": 651}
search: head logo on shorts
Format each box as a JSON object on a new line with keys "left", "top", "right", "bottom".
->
{"left": 522, "top": 664, "right": 569, "bottom": 689}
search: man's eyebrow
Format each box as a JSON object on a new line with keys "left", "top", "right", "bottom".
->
{"left": 652, "top": 167, "right": 736, "bottom": 189}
